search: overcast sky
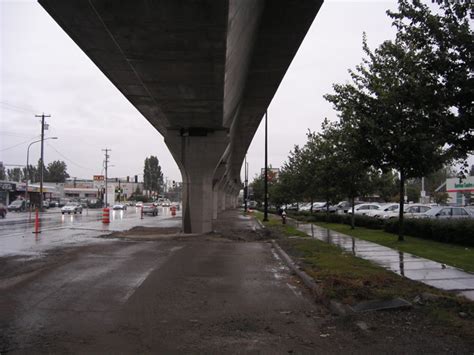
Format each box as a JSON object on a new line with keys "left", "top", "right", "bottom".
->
{"left": 1, "top": 0, "right": 471, "bottom": 183}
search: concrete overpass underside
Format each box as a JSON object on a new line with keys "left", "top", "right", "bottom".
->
{"left": 39, "top": 0, "right": 324, "bottom": 233}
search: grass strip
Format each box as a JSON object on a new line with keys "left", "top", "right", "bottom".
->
{"left": 314, "top": 222, "right": 474, "bottom": 273}
{"left": 252, "top": 211, "right": 474, "bottom": 339}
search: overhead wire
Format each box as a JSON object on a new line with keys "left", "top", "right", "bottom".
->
{"left": 0, "top": 135, "right": 41, "bottom": 152}
{"left": 46, "top": 142, "right": 91, "bottom": 172}
{"left": 0, "top": 101, "right": 38, "bottom": 114}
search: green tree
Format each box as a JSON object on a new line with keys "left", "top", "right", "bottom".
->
{"left": 7, "top": 168, "right": 23, "bottom": 182}
{"left": 320, "top": 120, "right": 374, "bottom": 227}
{"left": 0, "top": 163, "right": 6, "bottom": 180}
{"left": 22, "top": 165, "right": 38, "bottom": 183}
{"left": 46, "top": 161, "right": 70, "bottom": 182}
{"left": 143, "top": 156, "right": 164, "bottom": 196}
{"left": 279, "top": 145, "right": 308, "bottom": 205}
{"left": 249, "top": 174, "right": 264, "bottom": 205}
{"left": 326, "top": 0, "right": 472, "bottom": 241}
{"left": 387, "top": 0, "right": 473, "bottom": 166}
{"left": 36, "top": 159, "right": 48, "bottom": 183}
{"left": 371, "top": 170, "right": 399, "bottom": 202}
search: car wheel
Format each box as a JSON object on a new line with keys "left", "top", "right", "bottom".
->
{"left": 62, "top": 212, "right": 65, "bottom": 215}
{"left": 80, "top": 211, "right": 82, "bottom": 214}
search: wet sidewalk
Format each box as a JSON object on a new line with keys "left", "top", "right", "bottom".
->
{"left": 293, "top": 221, "right": 474, "bottom": 301}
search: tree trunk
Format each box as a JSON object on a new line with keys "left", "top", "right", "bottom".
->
{"left": 351, "top": 196, "right": 355, "bottom": 230}
{"left": 398, "top": 169, "right": 405, "bottom": 242}
{"left": 310, "top": 197, "right": 313, "bottom": 213}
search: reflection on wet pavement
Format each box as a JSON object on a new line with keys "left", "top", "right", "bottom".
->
{"left": 294, "top": 221, "right": 474, "bottom": 301}
{"left": 0, "top": 207, "right": 182, "bottom": 258}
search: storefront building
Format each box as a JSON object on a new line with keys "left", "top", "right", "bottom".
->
{"left": 446, "top": 176, "right": 474, "bottom": 206}
{"left": 0, "top": 181, "right": 16, "bottom": 205}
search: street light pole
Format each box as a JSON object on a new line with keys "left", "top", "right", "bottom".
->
{"left": 25, "top": 137, "right": 58, "bottom": 209}
{"left": 263, "top": 110, "right": 269, "bottom": 222}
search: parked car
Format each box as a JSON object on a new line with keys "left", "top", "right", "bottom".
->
{"left": 313, "top": 202, "right": 337, "bottom": 213}
{"left": 335, "top": 201, "right": 351, "bottom": 213}
{"left": 348, "top": 203, "right": 382, "bottom": 216}
{"left": 367, "top": 203, "right": 399, "bottom": 218}
{"left": 61, "top": 202, "right": 83, "bottom": 214}
{"left": 299, "top": 202, "right": 313, "bottom": 212}
{"left": 7, "top": 200, "right": 27, "bottom": 212}
{"left": 0, "top": 203, "right": 7, "bottom": 218}
{"left": 112, "top": 204, "right": 127, "bottom": 210}
{"left": 403, "top": 204, "right": 432, "bottom": 219}
{"left": 142, "top": 203, "right": 158, "bottom": 216}
{"left": 420, "top": 206, "right": 473, "bottom": 219}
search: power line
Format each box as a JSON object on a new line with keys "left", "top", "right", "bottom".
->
{"left": 45, "top": 142, "right": 91, "bottom": 171}
{"left": 0, "top": 101, "right": 38, "bottom": 114}
{"left": 0, "top": 135, "right": 41, "bottom": 152}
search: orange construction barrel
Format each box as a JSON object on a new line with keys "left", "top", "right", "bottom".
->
{"left": 102, "top": 207, "right": 110, "bottom": 224}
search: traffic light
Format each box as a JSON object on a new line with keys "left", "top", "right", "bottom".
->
{"left": 127, "top": 176, "right": 130, "bottom": 182}
{"left": 134, "top": 175, "right": 138, "bottom": 183}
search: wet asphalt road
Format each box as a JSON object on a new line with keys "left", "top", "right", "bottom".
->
{"left": 0, "top": 216, "right": 335, "bottom": 354}
{"left": 0, "top": 207, "right": 181, "bottom": 257}
{"left": 1, "top": 211, "right": 473, "bottom": 353}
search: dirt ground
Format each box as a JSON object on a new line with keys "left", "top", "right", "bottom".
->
{"left": 0, "top": 211, "right": 473, "bottom": 353}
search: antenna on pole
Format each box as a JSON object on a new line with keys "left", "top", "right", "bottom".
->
{"left": 35, "top": 113, "right": 51, "bottom": 212}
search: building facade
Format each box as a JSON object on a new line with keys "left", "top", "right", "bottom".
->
{"left": 446, "top": 176, "right": 474, "bottom": 206}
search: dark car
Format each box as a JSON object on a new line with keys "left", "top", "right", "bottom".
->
{"left": 0, "top": 203, "right": 7, "bottom": 218}
{"left": 7, "top": 200, "right": 27, "bottom": 212}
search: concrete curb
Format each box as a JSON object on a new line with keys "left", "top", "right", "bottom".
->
{"left": 255, "top": 217, "right": 265, "bottom": 229}
{"left": 271, "top": 239, "right": 322, "bottom": 297}
{"left": 271, "top": 239, "right": 355, "bottom": 317}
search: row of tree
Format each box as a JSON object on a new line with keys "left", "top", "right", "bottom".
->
{"left": 252, "top": 0, "right": 473, "bottom": 241}
{"left": 0, "top": 160, "right": 70, "bottom": 183}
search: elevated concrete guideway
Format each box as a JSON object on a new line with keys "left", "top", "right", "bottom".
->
{"left": 39, "top": 0, "right": 324, "bottom": 233}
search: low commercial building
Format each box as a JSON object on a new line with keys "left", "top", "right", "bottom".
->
{"left": 446, "top": 176, "right": 474, "bottom": 206}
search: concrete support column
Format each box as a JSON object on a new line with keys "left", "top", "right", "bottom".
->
{"left": 166, "top": 131, "right": 228, "bottom": 234}
{"left": 219, "top": 187, "right": 226, "bottom": 212}
{"left": 212, "top": 184, "right": 219, "bottom": 220}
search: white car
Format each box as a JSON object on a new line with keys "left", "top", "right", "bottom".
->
{"left": 349, "top": 203, "right": 382, "bottom": 216}
{"left": 61, "top": 202, "right": 83, "bottom": 214}
{"left": 366, "top": 203, "right": 399, "bottom": 218}
{"left": 403, "top": 204, "right": 432, "bottom": 219}
{"left": 378, "top": 204, "right": 432, "bottom": 219}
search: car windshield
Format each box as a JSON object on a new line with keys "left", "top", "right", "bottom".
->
{"left": 65, "top": 203, "right": 77, "bottom": 206}
{"left": 11, "top": 201, "right": 23, "bottom": 206}
{"left": 424, "top": 207, "right": 444, "bottom": 216}
{"left": 143, "top": 203, "right": 154, "bottom": 207}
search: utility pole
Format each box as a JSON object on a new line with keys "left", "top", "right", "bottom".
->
{"left": 102, "top": 149, "right": 111, "bottom": 207}
{"left": 35, "top": 113, "right": 50, "bottom": 212}
{"left": 263, "top": 110, "right": 269, "bottom": 221}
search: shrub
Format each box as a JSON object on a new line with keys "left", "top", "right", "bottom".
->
{"left": 290, "top": 211, "right": 474, "bottom": 247}
{"left": 384, "top": 218, "right": 474, "bottom": 247}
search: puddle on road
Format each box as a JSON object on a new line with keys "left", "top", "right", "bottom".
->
{"left": 291, "top": 220, "right": 474, "bottom": 300}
